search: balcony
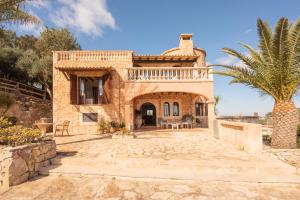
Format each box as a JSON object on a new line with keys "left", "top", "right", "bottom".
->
{"left": 127, "top": 67, "right": 212, "bottom": 82}
{"left": 54, "top": 50, "right": 133, "bottom": 62}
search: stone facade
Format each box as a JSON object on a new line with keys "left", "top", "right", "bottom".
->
{"left": 53, "top": 34, "right": 215, "bottom": 134}
{"left": 0, "top": 140, "right": 56, "bottom": 193}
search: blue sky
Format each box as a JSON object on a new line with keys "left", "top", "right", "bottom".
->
{"left": 17, "top": 0, "right": 300, "bottom": 116}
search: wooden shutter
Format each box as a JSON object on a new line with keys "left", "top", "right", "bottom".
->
{"left": 102, "top": 73, "right": 111, "bottom": 104}
{"left": 70, "top": 74, "right": 78, "bottom": 105}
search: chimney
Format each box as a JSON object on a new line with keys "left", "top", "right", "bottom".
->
{"left": 179, "top": 34, "right": 193, "bottom": 55}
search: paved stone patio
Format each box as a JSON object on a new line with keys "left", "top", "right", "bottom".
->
{"left": 1, "top": 129, "right": 300, "bottom": 199}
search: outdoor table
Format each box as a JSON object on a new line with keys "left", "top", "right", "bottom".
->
{"left": 34, "top": 122, "right": 53, "bottom": 136}
{"left": 171, "top": 123, "right": 180, "bottom": 130}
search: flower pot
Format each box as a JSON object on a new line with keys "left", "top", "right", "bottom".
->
{"left": 110, "top": 127, "right": 116, "bottom": 133}
{"left": 135, "top": 115, "right": 142, "bottom": 128}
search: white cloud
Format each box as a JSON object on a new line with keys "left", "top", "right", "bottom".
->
{"left": 244, "top": 28, "right": 252, "bottom": 34}
{"left": 215, "top": 54, "right": 238, "bottom": 65}
{"left": 19, "top": 22, "right": 44, "bottom": 36}
{"left": 214, "top": 54, "right": 247, "bottom": 67}
{"left": 49, "top": 0, "right": 117, "bottom": 36}
{"left": 17, "top": 10, "right": 45, "bottom": 36}
{"left": 29, "top": 0, "right": 50, "bottom": 8}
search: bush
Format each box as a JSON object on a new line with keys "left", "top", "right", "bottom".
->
{"left": 7, "top": 116, "right": 17, "bottom": 125}
{"left": 119, "top": 121, "right": 125, "bottom": 129}
{"left": 297, "top": 124, "right": 300, "bottom": 137}
{"left": 97, "top": 117, "right": 107, "bottom": 134}
{"left": 0, "top": 125, "right": 42, "bottom": 146}
{"left": 0, "top": 92, "right": 15, "bottom": 116}
{"left": 110, "top": 121, "right": 117, "bottom": 128}
{"left": 0, "top": 117, "right": 12, "bottom": 128}
{"left": 182, "top": 114, "right": 193, "bottom": 122}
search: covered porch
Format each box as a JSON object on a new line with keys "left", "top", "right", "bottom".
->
{"left": 127, "top": 92, "right": 214, "bottom": 130}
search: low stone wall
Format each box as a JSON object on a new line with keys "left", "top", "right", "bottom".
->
{"left": 214, "top": 120, "right": 262, "bottom": 154}
{"left": 0, "top": 140, "right": 56, "bottom": 194}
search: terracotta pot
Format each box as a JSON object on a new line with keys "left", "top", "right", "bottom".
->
{"left": 135, "top": 115, "right": 142, "bottom": 128}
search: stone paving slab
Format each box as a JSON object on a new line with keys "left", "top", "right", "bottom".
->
{"left": 2, "top": 130, "right": 300, "bottom": 199}
{"left": 1, "top": 174, "right": 300, "bottom": 200}
{"left": 41, "top": 131, "right": 300, "bottom": 183}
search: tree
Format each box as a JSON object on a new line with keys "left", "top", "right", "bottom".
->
{"left": 30, "top": 55, "right": 52, "bottom": 98}
{"left": 0, "top": 29, "right": 18, "bottom": 48}
{"left": 0, "top": 47, "right": 26, "bottom": 80}
{"left": 17, "top": 34, "right": 37, "bottom": 50}
{"left": 214, "top": 95, "right": 221, "bottom": 115}
{"left": 16, "top": 28, "right": 81, "bottom": 99}
{"left": 213, "top": 18, "right": 300, "bottom": 149}
{"left": 0, "top": 0, "right": 39, "bottom": 26}
{"left": 35, "top": 28, "right": 81, "bottom": 56}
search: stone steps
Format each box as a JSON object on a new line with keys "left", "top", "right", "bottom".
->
{"left": 39, "top": 156, "right": 300, "bottom": 183}
{"left": 49, "top": 154, "right": 296, "bottom": 171}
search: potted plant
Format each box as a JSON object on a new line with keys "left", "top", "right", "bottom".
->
{"left": 119, "top": 121, "right": 126, "bottom": 132}
{"left": 110, "top": 121, "right": 117, "bottom": 133}
{"left": 97, "top": 117, "right": 107, "bottom": 134}
{"left": 182, "top": 114, "right": 193, "bottom": 122}
{"left": 135, "top": 109, "right": 142, "bottom": 128}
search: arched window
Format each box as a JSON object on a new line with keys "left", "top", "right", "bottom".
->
{"left": 173, "top": 102, "right": 179, "bottom": 116}
{"left": 163, "top": 102, "right": 170, "bottom": 116}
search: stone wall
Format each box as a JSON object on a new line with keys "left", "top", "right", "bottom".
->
{"left": 0, "top": 140, "right": 56, "bottom": 194}
{"left": 214, "top": 120, "right": 262, "bottom": 154}
{"left": 5, "top": 95, "right": 52, "bottom": 127}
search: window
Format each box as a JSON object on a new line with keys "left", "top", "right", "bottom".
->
{"left": 163, "top": 102, "right": 170, "bottom": 116}
{"left": 173, "top": 102, "right": 179, "bottom": 116}
{"left": 195, "top": 103, "right": 208, "bottom": 116}
{"left": 82, "top": 113, "right": 98, "bottom": 122}
{"left": 78, "top": 77, "right": 108, "bottom": 105}
{"left": 147, "top": 110, "right": 153, "bottom": 116}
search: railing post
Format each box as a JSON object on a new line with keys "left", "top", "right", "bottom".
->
{"left": 16, "top": 82, "right": 20, "bottom": 95}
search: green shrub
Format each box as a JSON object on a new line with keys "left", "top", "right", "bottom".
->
{"left": 6, "top": 116, "right": 17, "bottom": 125}
{"left": 110, "top": 121, "right": 117, "bottom": 128}
{"left": 182, "top": 114, "right": 193, "bottom": 122}
{"left": 0, "top": 92, "right": 14, "bottom": 116}
{"left": 0, "top": 117, "right": 12, "bottom": 128}
{"left": 0, "top": 125, "right": 42, "bottom": 146}
{"left": 119, "top": 121, "right": 125, "bottom": 129}
{"left": 297, "top": 124, "right": 300, "bottom": 136}
{"left": 97, "top": 117, "right": 107, "bottom": 134}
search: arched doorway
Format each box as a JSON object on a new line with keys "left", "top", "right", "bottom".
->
{"left": 141, "top": 102, "right": 156, "bottom": 126}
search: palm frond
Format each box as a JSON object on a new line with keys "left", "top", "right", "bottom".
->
{"left": 257, "top": 18, "right": 273, "bottom": 63}
{"left": 212, "top": 18, "right": 300, "bottom": 101}
{"left": 289, "top": 18, "right": 300, "bottom": 65}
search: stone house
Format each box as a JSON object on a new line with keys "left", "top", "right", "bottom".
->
{"left": 53, "top": 34, "right": 215, "bottom": 134}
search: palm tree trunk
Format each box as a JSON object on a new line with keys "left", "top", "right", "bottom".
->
{"left": 271, "top": 100, "right": 298, "bottom": 149}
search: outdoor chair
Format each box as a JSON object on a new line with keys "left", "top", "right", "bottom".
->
{"left": 158, "top": 118, "right": 168, "bottom": 128}
{"left": 182, "top": 119, "right": 193, "bottom": 129}
{"left": 54, "top": 120, "right": 70, "bottom": 136}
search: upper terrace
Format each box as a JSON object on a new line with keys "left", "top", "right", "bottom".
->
{"left": 53, "top": 34, "right": 212, "bottom": 81}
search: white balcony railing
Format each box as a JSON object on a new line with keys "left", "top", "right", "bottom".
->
{"left": 53, "top": 50, "right": 133, "bottom": 63}
{"left": 127, "top": 67, "right": 212, "bottom": 81}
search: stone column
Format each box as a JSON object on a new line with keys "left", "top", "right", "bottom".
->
{"left": 124, "top": 101, "right": 134, "bottom": 131}
{"left": 207, "top": 101, "right": 215, "bottom": 133}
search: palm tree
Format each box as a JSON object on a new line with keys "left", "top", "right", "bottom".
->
{"left": 0, "top": 0, "right": 39, "bottom": 26}
{"left": 214, "top": 95, "right": 221, "bottom": 115}
{"left": 213, "top": 18, "right": 300, "bottom": 149}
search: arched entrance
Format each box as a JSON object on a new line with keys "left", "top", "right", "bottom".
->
{"left": 141, "top": 102, "right": 156, "bottom": 126}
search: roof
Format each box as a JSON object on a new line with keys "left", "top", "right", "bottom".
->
{"left": 133, "top": 55, "right": 197, "bottom": 62}
{"left": 161, "top": 47, "right": 206, "bottom": 56}
{"left": 55, "top": 61, "right": 112, "bottom": 70}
